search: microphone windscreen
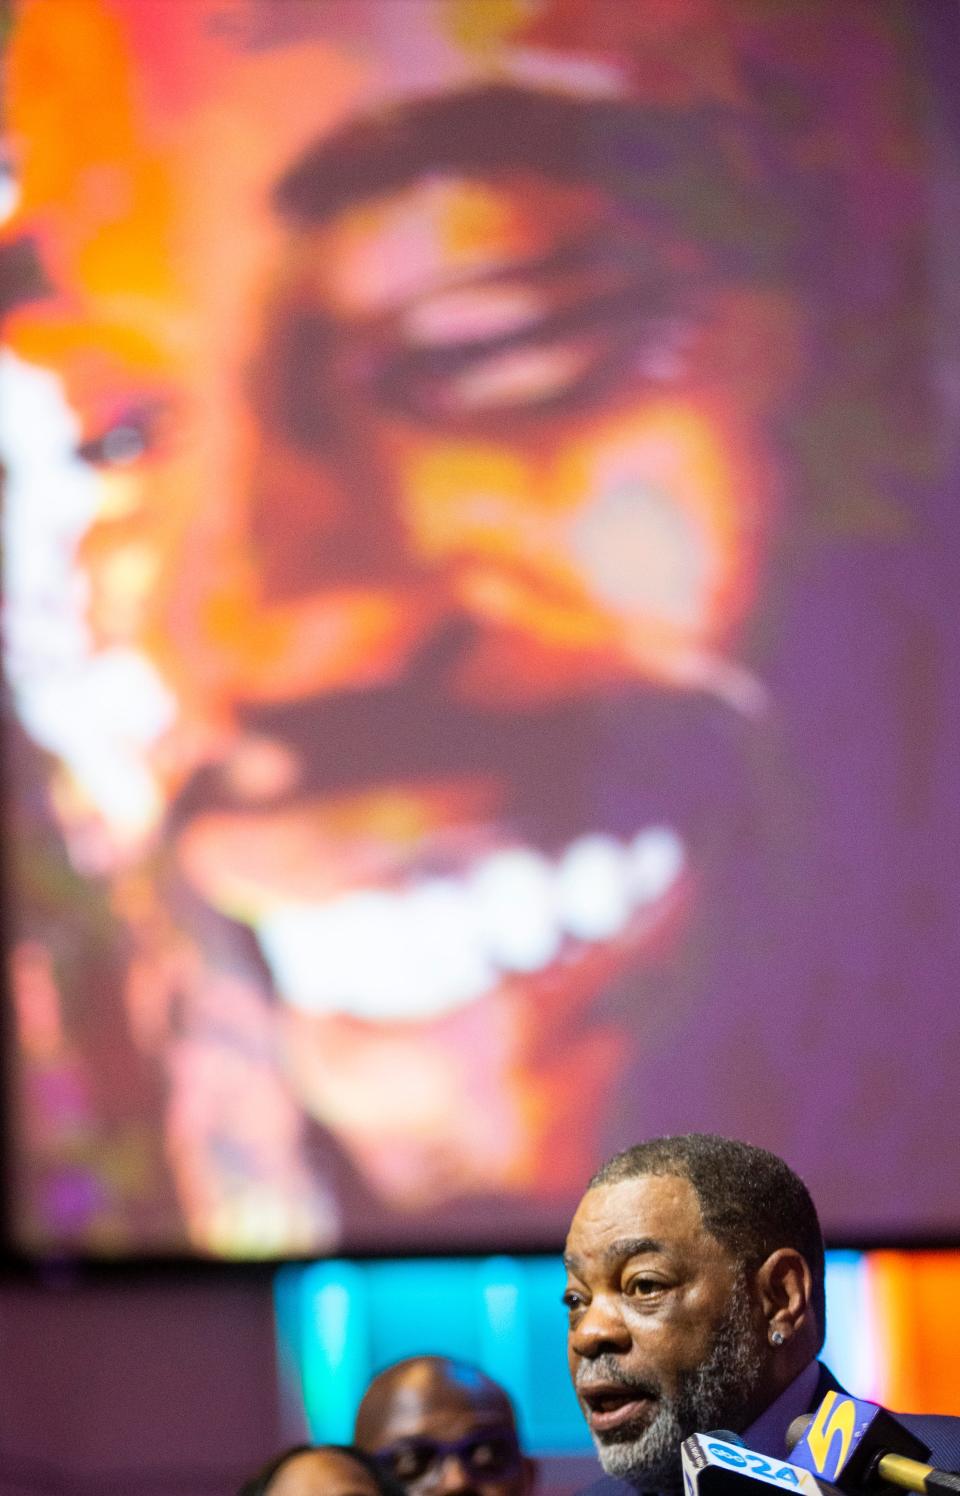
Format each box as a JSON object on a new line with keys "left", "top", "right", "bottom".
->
{"left": 786, "top": 1416, "right": 814, "bottom": 1456}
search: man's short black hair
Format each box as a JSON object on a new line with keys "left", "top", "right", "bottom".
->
{"left": 590, "top": 1133, "right": 827, "bottom": 1349}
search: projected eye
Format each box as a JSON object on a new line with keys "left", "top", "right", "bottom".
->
{"left": 75, "top": 408, "right": 158, "bottom": 467}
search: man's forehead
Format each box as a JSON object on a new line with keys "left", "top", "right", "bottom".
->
{"left": 272, "top": 1449, "right": 377, "bottom": 1496}
{"left": 564, "top": 1171, "right": 719, "bottom": 1267}
{"left": 368, "top": 1363, "right": 513, "bottom": 1441}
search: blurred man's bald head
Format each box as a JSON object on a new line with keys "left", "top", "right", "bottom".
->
{"left": 355, "top": 1357, "right": 533, "bottom": 1496}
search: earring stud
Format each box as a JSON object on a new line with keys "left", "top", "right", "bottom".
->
{"left": 770, "top": 1329, "right": 785, "bottom": 1347}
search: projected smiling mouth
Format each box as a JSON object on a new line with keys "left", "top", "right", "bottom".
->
{"left": 252, "top": 823, "right": 685, "bottom": 1021}
{"left": 169, "top": 627, "right": 690, "bottom": 1024}
{"left": 181, "top": 812, "right": 686, "bottom": 1023}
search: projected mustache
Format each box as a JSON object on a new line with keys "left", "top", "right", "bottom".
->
{"left": 252, "top": 823, "right": 684, "bottom": 1021}
{"left": 164, "top": 624, "right": 755, "bottom": 1022}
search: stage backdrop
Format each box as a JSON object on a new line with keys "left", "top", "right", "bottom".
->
{"left": 1, "top": 0, "right": 958, "bottom": 1258}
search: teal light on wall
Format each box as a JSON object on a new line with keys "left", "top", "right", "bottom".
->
{"left": 275, "top": 1255, "right": 589, "bottom": 1453}
{"left": 819, "top": 1250, "right": 880, "bottom": 1401}
{"left": 274, "top": 1252, "right": 876, "bottom": 1453}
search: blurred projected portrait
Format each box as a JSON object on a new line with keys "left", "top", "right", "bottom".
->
{"left": 2, "top": 1, "right": 951, "bottom": 1253}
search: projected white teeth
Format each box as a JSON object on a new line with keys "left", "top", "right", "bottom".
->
{"left": 556, "top": 834, "right": 631, "bottom": 941}
{"left": 255, "top": 826, "right": 685, "bottom": 1022}
{"left": 470, "top": 847, "right": 559, "bottom": 973}
{"left": 257, "top": 881, "right": 495, "bottom": 1023}
{"left": 628, "top": 825, "right": 686, "bottom": 903}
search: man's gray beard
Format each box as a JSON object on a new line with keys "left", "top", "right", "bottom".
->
{"left": 587, "top": 1278, "right": 766, "bottom": 1493}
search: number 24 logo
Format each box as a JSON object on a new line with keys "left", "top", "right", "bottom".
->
{"left": 706, "top": 1444, "right": 801, "bottom": 1486}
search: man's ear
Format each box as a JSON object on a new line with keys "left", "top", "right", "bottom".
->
{"left": 521, "top": 1456, "right": 539, "bottom": 1495}
{"left": 755, "top": 1247, "right": 813, "bottom": 1346}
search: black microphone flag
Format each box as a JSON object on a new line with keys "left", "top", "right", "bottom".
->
{"left": 790, "top": 1392, "right": 960, "bottom": 1496}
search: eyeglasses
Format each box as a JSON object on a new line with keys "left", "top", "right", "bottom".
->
{"left": 374, "top": 1431, "right": 522, "bottom": 1490}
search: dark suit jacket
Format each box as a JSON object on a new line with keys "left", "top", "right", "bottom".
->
{"left": 576, "top": 1362, "right": 960, "bottom": 1496}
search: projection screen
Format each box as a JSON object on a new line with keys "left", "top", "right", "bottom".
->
{"left": 1, "top": 0, "right": 958, "bottom": 1257}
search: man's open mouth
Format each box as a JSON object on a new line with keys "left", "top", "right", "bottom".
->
{"left": 579, "top": 1381, "right": 659, "bottom": 1437}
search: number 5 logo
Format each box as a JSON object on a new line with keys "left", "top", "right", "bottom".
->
{"left": 803, "top": 1392, "right": 858, "bottom": 1479}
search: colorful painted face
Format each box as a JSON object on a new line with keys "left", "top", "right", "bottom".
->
{"left": 1, "top": 6, "right": 795, "bottom": 1248}
{"left": 154, "top": 169, "right": 777, "bottom": 1207}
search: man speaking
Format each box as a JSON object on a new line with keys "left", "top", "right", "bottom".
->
{"left": 563, "top": 1135, "right": 960, "bottom": 1494}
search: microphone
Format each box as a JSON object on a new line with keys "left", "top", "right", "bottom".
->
{"left": 681, "top": 1428, "right": 838, "bottom": 1496}
{"left": 788, "top": 1393, "right": 960, "bottom": 1496}
{"left": 788, "top": 1418, "right": 815, "bottom": 1454}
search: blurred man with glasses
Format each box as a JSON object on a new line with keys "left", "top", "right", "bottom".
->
{"left": 355, "top": 1356, "right": 535, "bottom": 1496}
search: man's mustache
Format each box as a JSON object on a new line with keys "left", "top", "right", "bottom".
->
{"left": 575, "top": 1355, "right": 662, "bottom": 1401}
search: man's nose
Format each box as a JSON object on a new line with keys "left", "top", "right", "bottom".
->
{"left": 569, "top": 1294, "right": 633, "bottom": 1359}
{"left": 433, "top": 1453, "right": 477, "bottom": 1496}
